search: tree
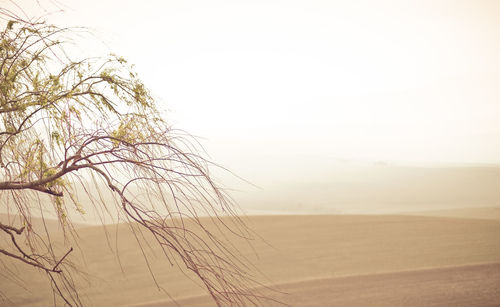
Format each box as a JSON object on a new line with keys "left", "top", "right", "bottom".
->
{"left": 0, "top": 10, "right": 268, "bottom": 306}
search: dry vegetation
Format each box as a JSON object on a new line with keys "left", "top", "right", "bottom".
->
{"left": 0, "top": 11, "right": 271, "bottom": 306}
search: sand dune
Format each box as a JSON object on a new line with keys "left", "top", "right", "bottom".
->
{"left": 1, "top": 213, "right": 500, "bottom": 306}
{"left": 143, "top": 262, "right": 500, "bottom": 307}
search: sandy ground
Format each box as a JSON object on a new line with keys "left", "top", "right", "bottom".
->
{"left": 1, "top": 211, "right": 500, "bottom": 306}
{"left": 143, "top": 262, "right": 500, "bottom": 307}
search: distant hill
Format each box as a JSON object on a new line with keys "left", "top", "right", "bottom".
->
{"left": 402, "top": 207, "right": 500, "bottom": 220}
{"left": 238, "top": 164, "right": 500, "bottom": 214}
{"left": 0, "top": 213, "right": 90, "bottom": 234}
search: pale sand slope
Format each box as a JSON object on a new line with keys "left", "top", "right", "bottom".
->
{"left": 142, "top": 262, "right": 500, "bottom": 307}
{"left": 1, "top": 213, "right": 500, "bottom": 306}
{"left": 402, "top": 207, "right": 500, "bottom": 220}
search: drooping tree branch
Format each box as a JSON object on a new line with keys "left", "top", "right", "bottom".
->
{"left": 0, "top": 221, "right": 73, "bottom": 275}
{"left": 0, "top": 11, "right": 276, "bottom": 307}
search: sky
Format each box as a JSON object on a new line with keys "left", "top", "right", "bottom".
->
{"left": 7, "top": 0, "right": 500, "bottom": 175}
{"left": 4, "top": 0, "right": 500, "bottom": 216}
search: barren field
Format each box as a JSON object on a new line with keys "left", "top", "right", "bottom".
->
{"left": 1, "top": 210, "right": 500, "bottom": 306}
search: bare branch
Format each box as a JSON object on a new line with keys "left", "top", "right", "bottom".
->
{"left": 0, "top": 10, "right": 276, "bottom": 307}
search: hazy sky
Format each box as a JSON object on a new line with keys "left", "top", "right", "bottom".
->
{"left": 8, "top": 0, "right": 500, "bottom": 172}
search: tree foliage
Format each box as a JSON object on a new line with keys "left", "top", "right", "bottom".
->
{"left": 0, "top": 10, "right": 266, "bottom": 306}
